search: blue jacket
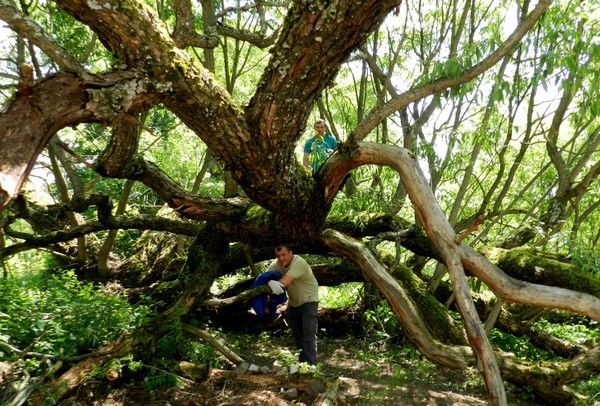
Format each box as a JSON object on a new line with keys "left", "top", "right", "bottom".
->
{"left": 251, "top": 271, "right": 288, "bottom": 319}
{"left": 304, "top": 134, "right": 337, "bottom": 172}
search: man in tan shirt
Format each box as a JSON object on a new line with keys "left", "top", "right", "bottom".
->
{"left": 267, "top": 244, "right": 319, "bottom": 366}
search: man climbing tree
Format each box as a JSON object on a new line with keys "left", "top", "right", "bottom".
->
{"left": 303, "top": 119, "right": 338, "bottom": 173}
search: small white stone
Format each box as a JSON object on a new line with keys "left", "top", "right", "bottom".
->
{"left": 271, "top": 360, "right": 283, "bottom": 372}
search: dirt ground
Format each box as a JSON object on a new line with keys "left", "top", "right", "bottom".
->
{"left": 61, "top": 333, "right": 542, "bottom": 406}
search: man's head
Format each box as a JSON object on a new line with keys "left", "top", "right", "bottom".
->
{"left": 275, "top": 244, "right": 294, "bottom": 268}
{"left": 314, "top": 119, "right": 326, "bottom": 136}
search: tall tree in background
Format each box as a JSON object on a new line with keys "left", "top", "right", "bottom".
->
{"left": 1, "top": 0, "right": 599, "bottom": 404}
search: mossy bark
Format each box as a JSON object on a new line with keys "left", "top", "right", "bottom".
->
{"left": 499, "top": 348, "right": 600, "bottom": 405}
{"left": 389, "top": 261, "right": 467, "bottom": 346}
{"left": 482, "top": 247, "right": 600, "bottom": 298}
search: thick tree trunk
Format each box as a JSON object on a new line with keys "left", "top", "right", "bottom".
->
{"left": 141, "top": 224, "right": 228, "bottom": 338}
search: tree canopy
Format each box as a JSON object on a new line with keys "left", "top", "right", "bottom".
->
{"left": 1, "top": 0, "right": 599, "bottom": 405}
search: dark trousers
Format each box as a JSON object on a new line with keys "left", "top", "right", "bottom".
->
{"left": 286, "top": 301, "right": 318, "bottom": 365}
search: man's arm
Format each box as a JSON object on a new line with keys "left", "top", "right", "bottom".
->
{"left": 279, "top": 274, "right": 295, "bottom": 287}
{"left": 303, "top": 153, "right": 310, "bottom": 169}
{"left": 268, "top": 274, "right": 294, "bottom": 294}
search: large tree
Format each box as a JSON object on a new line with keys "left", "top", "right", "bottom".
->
{"left": 1, "top": 0, "right": 599, "bottom": 405}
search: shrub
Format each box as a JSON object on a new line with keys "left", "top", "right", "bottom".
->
{"left": 0, "top": 269, "right": 150, "bottom": 375}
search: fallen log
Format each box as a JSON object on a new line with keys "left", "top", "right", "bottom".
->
{"left": 481, "top": 247, "right": 600, "bottom": 298}
{"left": 499, "top": 346, "right": 600, "bottom": 404}
{"left": 28, "top": 333, "right": 128, "bottom": 405}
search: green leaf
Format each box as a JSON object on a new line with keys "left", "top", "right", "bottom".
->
{"left": 564, "top": 56, "right": 578, "bottom": 74}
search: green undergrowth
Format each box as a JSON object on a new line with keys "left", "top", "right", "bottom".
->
{"left": 2, "top": 268, "right": 599, "bottom": 401}
{"left": 319, "top": 282, "right": 362, "bottom": 308}
{"left": 490, "top": 318, "right": 599, "bottom": 362}
{"left": 0, "top": 269, "right": 151, "bottom": 376}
